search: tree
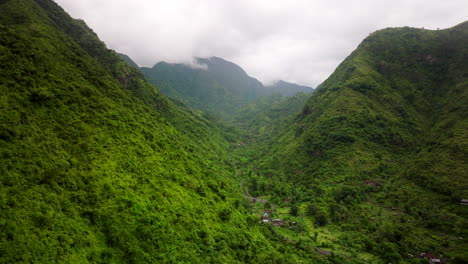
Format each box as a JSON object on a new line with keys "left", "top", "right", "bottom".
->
{"left": 315, "top": 211, "right": 328, "bottom": 226}
{"left": 251, "top": 177, "right": 258, "bottom": 195}
{"left": 290, "top": 204, "right": 299, "bottom": 216}
{"left": 306, "top": 203, "right": 319, "bottom": 217}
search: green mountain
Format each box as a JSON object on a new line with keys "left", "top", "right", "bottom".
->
{"left": 233, "top": 92, "right": 311, "bottom": 139}
{"left": 0, "top": 0, "right": 329, "bottom": 263}
{"left": 1, "top": 0, "right": 466, "bottom": 263}
{"left": 141, "top": 57, "right": 313, "bottom": 121}
{"left": 248, "top": 22, "right": 468, "bottom": 263}
{"left": 266, "top": 80, "right": 313, "bottom": 96}
{"left": 118, "top": 53, "right": 139, "bottom": 69}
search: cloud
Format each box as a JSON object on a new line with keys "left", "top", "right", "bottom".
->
{"left": 55, "top": 0, "right": 468, "bottom": 87}
{"left": 184, "top": 59, "right": 208, "bottom": 70}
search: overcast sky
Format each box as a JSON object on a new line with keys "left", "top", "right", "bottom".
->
{"left": 55, "top": 0, "right": 467, "bottom": 87}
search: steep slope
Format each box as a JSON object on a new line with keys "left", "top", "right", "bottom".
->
{"left": 118, "top": 53, "right": 139, "bottom": 69}
{"left": 252, "top": 22, "right": 468, "bottom": 262}
{"left": 195, "top": 57, "right": 267, "bottom": 101}
{"left": 0, "top": 1, "right": 328, "bottom": 263}
{"left": 262, "top": 22, "right": 468, "bottom": 196}
{"left": 141, "top": 57, "right": 265, "bottom": 121}
{"left": 141, "top": 57, "right": 313, "bottom": 122}
{"left": 266, "top": 80, "right": 313, "bottom": 96}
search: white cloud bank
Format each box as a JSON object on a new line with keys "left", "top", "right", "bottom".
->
{"left": 55, "top": 0, "right": 468, "bottom": 87}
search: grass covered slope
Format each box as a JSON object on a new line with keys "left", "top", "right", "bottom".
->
{"left": 254, "top": 22, "right": 468, "bottom": 262}
{"left": 0, "top": 0, "right": 328, "bottom": 263}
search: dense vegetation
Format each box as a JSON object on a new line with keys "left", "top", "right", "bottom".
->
{"left": 1, "top": 0, "right": 466, "bottom": 263}
{"left": 265, "top": 80, "right": 313, "bottom": 97}
{"left": 246, "top": 22, "right": 468, "bottom": 263}
{"left": 140, "top": 57, "right": 312, "bottom": 122}
{"left": 0, "top": 0, "right": 325, "bottom": 263}
{"left": 233, "top": 92, "right": 311, "bottom": 140}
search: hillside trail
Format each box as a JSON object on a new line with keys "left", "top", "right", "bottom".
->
{"left": 241, "top": 178, "right": 275, "bottom": 210}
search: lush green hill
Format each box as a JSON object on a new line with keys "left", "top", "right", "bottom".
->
{"left": 265, "top": 80, "right": 313, "bottom": 97}
{"left": 248, "top": 22, "right": 468, "bottom": 263}
{"left": 0, "top": 0, "right": 330, "bottom": 263}
{"left": 141, "top": 57, "right": 313, "bottom": 122}
{"left": 233, "top": 92, "right": 311, "bottom": 140}
{"left": 2, "top": 0, "right": 466, "bottom": 263}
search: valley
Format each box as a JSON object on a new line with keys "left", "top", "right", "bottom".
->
{"left": 0, "top": 0, "right": 467, "bottom": 263}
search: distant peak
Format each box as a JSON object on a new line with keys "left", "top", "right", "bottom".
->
{"left": 195, "top": 56, "right": 225, "bottom": 62}
{"left": 195, "top": 56, "right": 232, "bottom": 66}
{"left": 184, "top": 58, "right": 208, "bottom": 70}
{"left": 268, "top": 80, "right": 313, "bottom": 89}
{"left": 265, "top": 80, "right": 313, "bottom": 96}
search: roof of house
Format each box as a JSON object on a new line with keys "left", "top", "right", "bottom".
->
{"left": 420, "top": 252, "right": 439, "bottom": 259}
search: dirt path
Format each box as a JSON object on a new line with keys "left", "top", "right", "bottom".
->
{"left": 241, "top": 178, "right": 271, "bottom": 206}
{"left": 316, "top": 248, "right": 332, "bottom": 256}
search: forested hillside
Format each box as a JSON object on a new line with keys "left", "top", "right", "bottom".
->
{"left": 0, "top": 0, "right": 326, "bottom": 263}
{"left": 233, "top": 92, "right": 311, "bottom": 140}
{"left": 248, "top": 22, "right": 468, "bottom": 263}
{"left": 265, "top": 80, "right": 313, "bottom": 97}
{"left": 1, "top": 0, "right": 466, "bottom": 263}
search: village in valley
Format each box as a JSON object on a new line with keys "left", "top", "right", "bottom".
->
{"left": 260, "top": 208, "right": 296, "bottom": 228}
{"left": 240, "top": 168, "right": 450, "bottom": 263}
{"left": 245, "top": 185, "right": 446, "bottom": 263}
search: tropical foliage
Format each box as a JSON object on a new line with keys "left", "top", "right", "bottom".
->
{"left": 0, "top": 0, "right": 323, "bottom": 263}
{"left": 1, "top": 0, "right": 466, "bottom": 263}
{"left": 250, "top": 21, "right": 468, "bottom": 263}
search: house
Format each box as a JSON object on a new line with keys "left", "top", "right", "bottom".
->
{"left": 460, "top": 199, "right": 468, "bottom": 205}
{"left": 419, "top": 253, "right": 441, "bottom": 264}
{"left": 364, "top": 179, "right": 383, "bottom": 187}
{"left": 261, "top": 211, "right": 271, "bottom": 223}
{"left": 272, "top": 219, "right": 286, "bottom": 226}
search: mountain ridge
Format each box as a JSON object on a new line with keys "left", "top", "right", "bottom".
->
{"left": 118, "top": 53, "right": 139, "bottom": 68}
{"left": 140, "top": 56, "right": 313, "bottom": 121}
{"left": 1, "top": 0, "right": 466, "bottom": 262}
